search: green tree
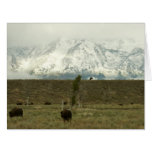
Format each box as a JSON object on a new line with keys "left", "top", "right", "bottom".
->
{"left": 71, "top": 75, "right": 81, "bottom": 106}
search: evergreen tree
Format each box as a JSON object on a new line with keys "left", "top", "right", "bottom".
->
{"left": 71, "top": 75, "right": 81, "bottom": 106}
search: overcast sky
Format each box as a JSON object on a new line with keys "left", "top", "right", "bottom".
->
{"left": 7, "top": 23, "right": 145, "bottom": 47}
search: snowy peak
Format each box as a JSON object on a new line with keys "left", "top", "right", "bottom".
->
{"left": 7, "top": 39, "right": 144, "bottom": 79}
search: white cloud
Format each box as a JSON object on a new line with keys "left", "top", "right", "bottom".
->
{"left": 7, "top": 23, "right": 145, "bottom": 47}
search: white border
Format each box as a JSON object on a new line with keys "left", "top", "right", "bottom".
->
{"left": 1, "top": 0, "right": 152, "bottom": 152}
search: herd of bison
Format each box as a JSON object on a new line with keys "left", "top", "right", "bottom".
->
{"left": 8, "top": 79, "right": 144, "bottom": 125}
{"left": 9, "top": 101, "right": 135, "bottom": 123}
{"left": 9, "top": 101, "right": 72, "bottom": 122}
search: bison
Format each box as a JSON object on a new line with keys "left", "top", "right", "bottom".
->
{"left": 16, "top": 102, "right": 22, "bottom": 105}
{"left": 61, "top": 109, "right": 72, "bottom": 122}
{"left": 63, "top": 101, "right": 67, "bottom": 105}
{"left": 119, "top": 104, "right": 123, "bottom": 106}
{"left": 89, "top": 77, "right": 93, "bottom": 80}
{"left": 44, "top": 102, "right": 51, "bottom": 105}
{"left": 9, "top": 107, "right": 23, "bottom": 117}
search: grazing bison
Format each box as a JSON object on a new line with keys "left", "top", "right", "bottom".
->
{"left": 9, "top": 107, "right": 23, "bottom": 117}
{"left": 119, "top": 104, "right": 123, "bottom": 106}
{"left": 63, "top": 101, "right": 67, "bottom": 105}
{"left": 89, "top": 77, "right": 93, "bottom": 80}
{"left": 44, "top": 102, "right": 51, "bottom": 105}
{"left": 61, "top": 109, "right": 72, "bottom": 122}
{"left": 16, "top": 102, "right": 22, "bottom": 105}
{"left": 130, "top": 102, "right": 134, "bottom": 105}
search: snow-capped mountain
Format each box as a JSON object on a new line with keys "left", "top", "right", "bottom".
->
{"left": 7, "top": 39, "right": 144, "bottom": 79}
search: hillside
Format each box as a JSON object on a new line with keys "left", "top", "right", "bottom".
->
{"left": 7, "top": 80, "right": 144, "bottom": 105}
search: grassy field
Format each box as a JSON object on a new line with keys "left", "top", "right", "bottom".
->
{"left": 7, "top": 80, "right": 144, "bottom": 129}
{"left": 7, "top": 104, "right": 144, "bottom": 129}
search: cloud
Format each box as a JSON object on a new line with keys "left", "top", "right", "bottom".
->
{"left": 7, "top": 23, "right": 145, "bottom": 47}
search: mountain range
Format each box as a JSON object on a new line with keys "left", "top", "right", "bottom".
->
{"left": 7, "top": 39, "right": 144, "bottom": 79}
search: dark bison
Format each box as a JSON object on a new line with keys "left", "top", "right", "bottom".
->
{"left": 119, "top": 104, "right": 123, "bottom": 106}
{"left": 16, "top": 102, "right": 22, "bottom": 105}
{"left": 44, "top": 102, "right": 51, "bottom": 105}
{"left": 130, "top": 102, "right": 134, "bottom": 105}
{"left": 9, "top": 107, "right": 23, "bottom": 117}
{"left": 63, "top": 101, "right": 67, "bottom": 105}
{"left": 89, "top": 77, "right": 93, "bottom": 80}
{"left": 61, "top": 109, "right": 72, "bottom": 122}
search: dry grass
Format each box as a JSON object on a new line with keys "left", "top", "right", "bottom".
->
{"left": 7, "top": 80, "right": 144, "bottom": 129}
{"left": 7, "top": 80, "right": 144, "bottom": 105}
{"left": 7, "top": 104, "right": 144, "bottom": 129}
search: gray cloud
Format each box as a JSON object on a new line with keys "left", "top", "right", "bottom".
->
{"left": 7, "top": 23, "right": 145, "bottom": 47}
